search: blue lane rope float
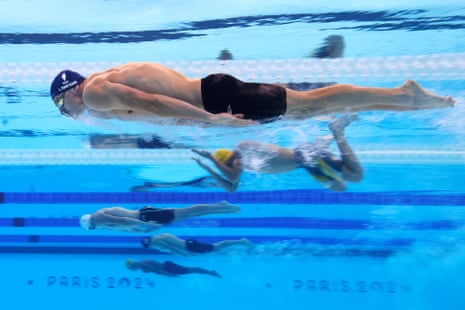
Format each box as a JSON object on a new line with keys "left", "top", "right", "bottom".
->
{"left": 1, "top": 190, "right": 465, "bottom": 205}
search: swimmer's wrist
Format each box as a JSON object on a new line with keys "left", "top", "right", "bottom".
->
{"left": 208, "top": 115, "right": 219, "bottom": 124}
{"left": 210, "top": 114, "right": 228, "bottom": 124}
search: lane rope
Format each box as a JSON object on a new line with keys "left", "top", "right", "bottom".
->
{"left": 1, "top": 53, "right": 465, "bottom": 84}
{"left": 0, "top": 149, "right": 464, "bottom": 165}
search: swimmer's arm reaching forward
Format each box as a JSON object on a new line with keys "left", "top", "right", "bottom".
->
{"left": 192, "top": 149, "right": 241, "bottom": 192}
{"left": 94, "top": 211, "right": 162, "bottom": 232}
{"left": 191, "top": 157, "right": 239, "bottom": 192}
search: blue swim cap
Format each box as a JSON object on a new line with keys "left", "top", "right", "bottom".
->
{"left": 50, "top": 69, "right": 86, "bottom": 99}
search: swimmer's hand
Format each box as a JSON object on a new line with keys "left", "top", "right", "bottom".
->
{"left": 192, "top": 156, "right": 207, "bottom": 168}
{"left": 231, "top": 113, "right": 245, "bottom": 119}
{"left": 211, "top": 113, "right": 256, "bottom": 126}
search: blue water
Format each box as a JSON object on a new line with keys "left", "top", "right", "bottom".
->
{"left": 1, "top": 1, "right": 465, "bottom": 309}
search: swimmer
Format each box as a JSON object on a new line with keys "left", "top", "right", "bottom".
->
{"left": 192, "top": 114, "right": 363, "bottom": 192}
{"left": 89, "top": 134, "right": 173, "bottom": 149}
{"left": 141, "top": 233, "right": 254, "bottom": 256}
{"left": 79, "top": 200, "right": 240, "bottom": 232}
{"left": 49, "top": 63, "right": 454, "bottom": 126}
{"left": 217, "top": 48, "right": 234, "bottom": 60}
{"left": 126, "top": 258, "right": 221, "bottom": 278}
{"left": 88, "top": 133, "right": 192, "bottom": 149}
{"left": 130, "top": 176, "right": 216, "bottom": 192}
{"left": 310, "top": 34, "right": 345, "bottom": 58}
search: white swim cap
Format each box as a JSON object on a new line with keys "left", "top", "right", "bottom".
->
{"left": 80, "top": 214, "right": 92, "bottom": 230}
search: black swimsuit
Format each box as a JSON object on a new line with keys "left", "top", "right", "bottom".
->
{"left": 163, "top": 261, "right": 189, "bottom": 275}
{"left": 185, "top": 239, "right": 214, "bottom": 253}
{"left": 139, "top": 206, "right": 175, "bottom": 224}
{"left": 201, "top": 73, "right": 287, "bottom": 122}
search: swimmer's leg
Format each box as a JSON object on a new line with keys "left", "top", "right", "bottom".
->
{"left": 130, "top": 176, "right": 213, "bottom": 192}
{"left": 213, "top": 238, "right": 255, "bottom": 252}
{"left": 174, "top": 200, "right": 240, "bottom": 221}
{"left": 285, "top": 80, "right": 455, "bottom": 117}
{"left": 329, "top": 114, "right": 364, "bottom": 182}
{"left": 163, "top": 261, "right": 221, "bottom": 278}
{"left": 185, "top": 267, "right": 222, "bottom": 278}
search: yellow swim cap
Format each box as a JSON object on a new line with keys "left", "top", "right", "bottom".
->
{"left": 214, "top": 149, "right": 233, "bottom": 164}
{"left": 126, "top": 258, "right": 135, "bottom": 269}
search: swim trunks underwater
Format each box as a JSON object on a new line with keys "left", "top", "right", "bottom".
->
{"left": 139, "top": 206, "right": 175, "bottom": 224}
{"left": 163, "top": 261, "right": 189, "bottom": 274}
{"left": 185, "top": 239, "right": 214, "bottom": 253}
{"left": 201, "top": 73, "right": 287, "bottom": 121}
{"left": 294, "top": 143, "right": 344, "bottom": 188}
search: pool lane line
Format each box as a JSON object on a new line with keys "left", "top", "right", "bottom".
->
{"left": 0, "top": 149, "right": 465, "bottom": 165}
{"left": 1, "top": 190, "right": 465, "bottom": 205}
{"left": 2, "top": 53, "right": 465, "bottom": 83}
{"left": 1, "top": 216, "right": 464, "bottom": 230}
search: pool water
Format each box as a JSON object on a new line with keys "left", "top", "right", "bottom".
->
{"left": 1, "top": 1, "right": 465, "bottom": 309}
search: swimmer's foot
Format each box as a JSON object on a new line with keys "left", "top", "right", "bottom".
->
{"left": 401, "top": 80, "right": 455, "bottom": 109}
{"left": 329, "top": 114, "right": 358, "bottom": 134}
{"left": 214, "top": 200, "right": 241, "bottom": 214}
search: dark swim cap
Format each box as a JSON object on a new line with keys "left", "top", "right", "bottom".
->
{"left": 50, "top": 69, "right": 86, "bottom": 99}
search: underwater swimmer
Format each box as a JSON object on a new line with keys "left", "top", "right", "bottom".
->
{"left": 49, "top": 64, "right": 454, "bottom": 126}
{"left": 192, "top": 114, "right": 363, "bottom": 192}
{"left": 126, "top": 258, "right": 221, "bottom": 278}
{"left": 141, "top": 233, "right": 254, "bottom": 256}
{"left": 79, "top": 201, "right": 240, "bottom": 232}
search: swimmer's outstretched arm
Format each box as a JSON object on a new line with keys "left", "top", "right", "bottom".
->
{"left": 191, "top": 157, "right": 238, "bottom": 192}
{"left": 97, "top": 213, "right": 162, "bottom": 232}
{"left": 192, "top": 149, "right": 242, "bottom": 181}
{"left": 84, "top": 81, "right": 254, "bottom": 127}
{"left": 130, "top": 177, "right": 212, "bottom": 191}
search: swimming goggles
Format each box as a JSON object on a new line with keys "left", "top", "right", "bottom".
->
{"left": 54, "top": 93, "right": 73, "bottom": 118}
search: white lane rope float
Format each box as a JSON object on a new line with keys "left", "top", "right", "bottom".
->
{"left": 0, "top": 149, "right": 464, "bottom": 165}
{"left": 1, "top": 53, "right": 465, "bottom": 84}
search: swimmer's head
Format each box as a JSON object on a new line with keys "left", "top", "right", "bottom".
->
{"left": 50, "top": 69, "right": 86, "bottom": 99}
{"left": 126, "top": 259, "right": 136, "bottom": 269}
{"left": 79, "top": 214, "right": 92, "bottom": 230}
{"left": 214, "top": 149, "right": 233, "bottom": 164}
